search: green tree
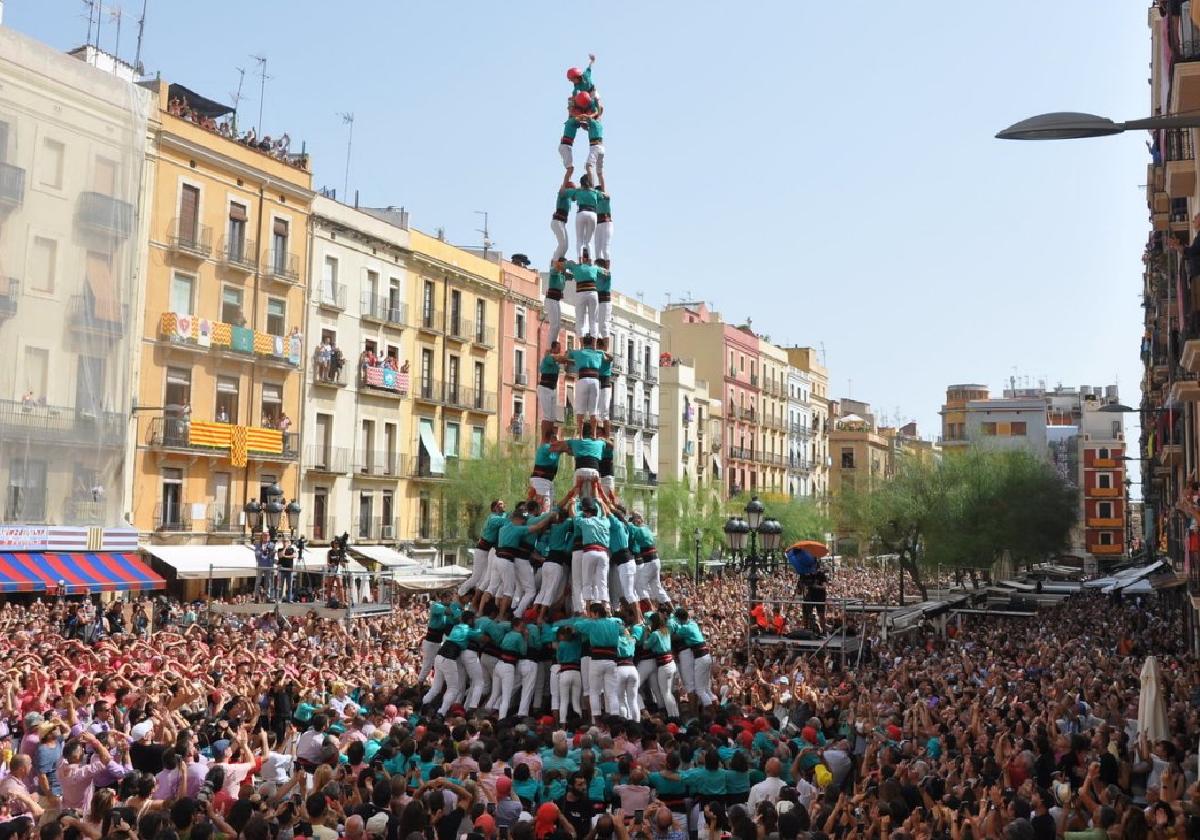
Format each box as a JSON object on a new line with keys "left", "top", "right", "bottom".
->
{"left": 654, "top": 477, "right": 725, "bottom": 557}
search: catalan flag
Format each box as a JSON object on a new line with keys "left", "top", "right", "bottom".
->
{"left": 230, "top": 425, "right": 249, "bottom": 467}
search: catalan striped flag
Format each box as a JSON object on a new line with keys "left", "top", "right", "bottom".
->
{"left": 230, "top": 425, "right": 249, "bottom": 467}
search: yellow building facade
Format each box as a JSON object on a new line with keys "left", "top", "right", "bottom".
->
{"left": 133, "top": 80, "right": 313, "bottom": 542}
{"left": 758, "top": 341, "right": 790, "bottom": 494}
{"left": 403, "top": 230, "right": 502, "bottom": 560}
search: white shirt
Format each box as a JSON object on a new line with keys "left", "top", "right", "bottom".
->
{"left": 747, "top": 776, "right": 787, "bottom": 811}
{"left": 261, "top": 751, "right": 294, "bottom": 785}
{"left": 296, "top": 729, "right": 328, "bottom": 763}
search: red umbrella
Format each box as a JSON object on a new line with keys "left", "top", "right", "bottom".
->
{"left": 789, "top": 540, "right": 829, "bottom": 559}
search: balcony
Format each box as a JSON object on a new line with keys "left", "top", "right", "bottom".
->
{"left": 729, "top": 446, "right": 751, "bottom": 461}
{"left": 630, "top": 468, "right": 658, "bottom": 486}
{"left": 264, "top": 251, "right": 300, "bottom": 285}
{"left": 789, "top": 456, "right": 812, "bottom": 473}
{"left": 509, "top": 417, "right": 527, "bottom": 439}
{"left": 1165, "top": 129, "right": 1197, "bottom": 198}
{"left": 1088, "top": 543, "right": 1124, "bottom": 556}
{"left": 411, "top": 458, "right": 448, "bottom": 480}
{"left": 0, "top": 161, "right": 26, "bottom": 209}
{"left": 750, "top": 374, "right": 759, "bottom": 387}
{"left": 361, "top": 295, "right": 407, "bottom": 328}
{"left": 0, "top": 278, "right": 18, "bottom": 320}
{"left": 411, "top": 517, "right": 439, "bottom": 542}
{"left": 445, "top": 316, "right": 471, "bottom": 343}
{"left": 153, "top": 502, "right": 192, "bottom": 533}
{"left": 413, "top": 378, "right": 441, "bottom": 403}
{"left": 646, "top": 366, "right": 659, "bottom": 384}
{"left": 1181, "top": 337, "right": 1200, "bottom": 373}
{"left": 359, "top": 366, "right": 410, "bottom": 398}
{"left": 145, "top": 417, "right": 297, "bottom": 461}
{"left": 316, "top": 283, "right": 347, "bottom": 312}
{"left": 304, "top": 445, "right": 350, "bottom": 474}
{"left": 158, "top": 312, "right": 301, "bottom": 368}
{"left": 1087, "top": 486, "right": 1121, "bottom": 498}
{"left": 417, "top": 308, "right": 443, "bottom": 333}
{"left": 611, "top": 356, "right": 626, "bottom": 375}
{"left": 643, "top": 412, "right": 659, "bottom": 430}
{"left": 76, "top": 191, "right": 133, "bottom": 238}
{"left": 0, "top": 399, "right": 124, "bottom": 447}
{"left": 65, "top": 498, "right": 107, "bottom": 525}
{"left": 513, "top": 372, "right": 529, "bottom": 389}
{"left": 465, "top": 388, "right": 496, "bottom": 414}
{"left": 626, "top": 360, "right": 642, "bottom": 380}
{"left": 442, "top": 381, "right": 470, "bottom": 409}
{"left": 219, "top": 236, "right": 257, "bottom": 274}
{"left": 1169, "top": 372, "right": 1200, "bottom": 404}
{"left": 611, "top": 404, "right": 628, "bottom": 423}
{"left": 1173, "top": 31, "right": 1200, "bottom": 113}
{"left": 790, "top": 422, "right": 813, "bottom": 439}
{"left": 311, "top": 362, "right": 347, "bottom": 388}
{"left": 168, "top": 219, "right": 213, "bottom": 260}
{"left": 474, "top": 324, "right": 496, "bottom": 347}
{"left": 1086, "top": 517, "right": 1123, "bottom": 528}
{"left": 68, "top": 295, "right": 127, "bottom": 337}
{"left": 356, "top": 517, "right": 401, "bottom": 542}
{"left": 1161, "top": 439, "right": 1184, "bottom": 466}
{"left": 354, "top": 451, "right": 404, "bottom": 478}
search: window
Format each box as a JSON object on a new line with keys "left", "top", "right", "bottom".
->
{"left": 1097, "top": 473, "right": 1113, "bottom": 489}
{"left": 1010, "top": 421, "right": 1027, "bottom": 436}
{"left": 6, "top": 459, "right": 47, "bottom": 522}
{"left": 471, "top": 426, "right": 485, "bottom": 458}
{"left": 515, "top": 307, "right": 527, "bottom": 340}
{"left": 981, "top": 422, "right": 997, "bottom": 436}
{"left": 215, "top": 375, "right": 238, "bottom": 423}
{"left": 1098, "top": 448, "right": 1110, "bottom": 459}
{"left": 159, "top": 468, "right": 183, "bottom": 528}
{"left": 358, "top": 492, "right": 373, "bottom": 539}
{"left": 841, "top": 448, "right": 855, "bottom": 469}
{"left": 170, "top": 273, "right": 195, "bottom": 315}
{"left": 513, "top": 396, "right": 524, "bottom": 421}
{"left": 38, "top": 138, "right": 64, "bottom": 189}
{"left": 384, "top": 423, "right": 397, "bottom": 473}
{"left": 448, "top": 356, "right": 461, "bottom": 399}
{"left": 474, "top": 363, "right": 485, "bottom": 404}
{"left": 361, "top": 420, "right": 375, "bottom": 470}
{"left": 1099, "top": 532, "right": 1113, "bottom": 546}
{"left": 164, "top": 368, "right": 191, "bottom": 421}
{"left": 514, "top": 348, "right": 526, "bottom": 382}
{"left": 388, "top": 277, "right": 402, "bottom": 319}
{"left": 0, "top": 120, "right": 8, "bottom": 162}
{"left": 179, "top": 183, "right": 200, "bottom": 241}
{"left": 423, "top": 281, "right": 435, "bottom": 326}
{"left": 212, "top": 472, "right": 231, "bottom": 530}
{"left": 1098, "top": 501, "right": 1113, "bottom": 519}
{"left": 227, "top": 202, "right": 247, "bottom": 260}
{"left": 475, "top": 299, "right": 486, "bottom": 341}
{"left": 322, "top": 256, "right": 338, "bottom": 302}
{"left": 420, "top": 349, "right": 434, "bottom": 397}
{"left": 449, "top": 289, "right": 462, "bottom": 335}
{"left": 382, "top": 491, "right": 394, "bottom": 533}
{"left": 272, "top": 218, "right": 290, "bottom": 269}
{"left": 261, "top": 383, "right": 282, "bottom": 426}
{"left": 418, "top": 493, "right": 432, "bottom": 539}
{"left": 258, "top": 475, "right": 278, "bottom": 504}
{"left": 266, "top": 298, "right": 285, "bottom": 337}
{"left": 221, "top": 286, "right": 243, "bottom": 325}
{"left": 94, "top": 157, "right": 118, "bottom": 193}
{"left": 29, "top": 237, "right": 57, "bottom": 293}
{"left": 445, "top": 422, "right": 460, "bottom": 458}
{"left": 312, "top": 490, "right": 329, "bottom": 540}
{"left": 366, "top": 270, "right": 379, "bottom": 304}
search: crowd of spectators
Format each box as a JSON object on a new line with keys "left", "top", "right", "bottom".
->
{"left": 0, "top": 565, "right": 1195, "bottom": 840}
{"left": 166, "top": 98, "right": 308, "bottom": 170}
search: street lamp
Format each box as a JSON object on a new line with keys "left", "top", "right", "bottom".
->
{"left": 760, "top": 517, "right": 782, "bottom": 570}
{"left": 725, "top": 496, "right": 780, "bottom": 605}
{"left": 693, "top": 526, "right": 703, "bottom": 584}
{"left": 996, "top": 111, "right": 1200, "bottom": 141}
{"left": 262, "top": 483, "right": 284, "bottom": 538}
{"left": 243, "top": 500, "right": 263, "bottom": 536}
{"left": 285, "top": 499, "right": 302, "bottom": 534}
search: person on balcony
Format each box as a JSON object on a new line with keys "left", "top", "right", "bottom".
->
{"left": 278, "top": 413, "right": 292, "bottom": 433}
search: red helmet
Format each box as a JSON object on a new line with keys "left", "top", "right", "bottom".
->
{"left": 573, "top": 91, "right": 593, "bottom": 109}
{"left": 567, "top": 66, "right": 583, "bottom": 81}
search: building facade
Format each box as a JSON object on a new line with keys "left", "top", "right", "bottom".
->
{"left": 402, "top": 230, "right": 502, "bottom": 560}
{"left": 786, "top": 366, "right": 813, "bottom": 497}
{"left": 604, "top": 291, "right": 661, "bottom": 512}
{"left": 787, "top": 347, "right": 830, "bottom": 496}
{"left": 303, "top": 196, "right": 411, "bottom": 549}
{"left": 0, "top": 31, "right": 151, "bottom": 531}
{"left": 497, "top": 258, "right": 543, "bottom": 442}
{"left": 758, "top": 341, "right": 790, "bottom": 494}
{"left": 657, "top": 360, "right": 717, "bottom": 489}
{"left": 828, "top": 401, "right": 891, "bottom": 496}
{"left": 939, "top": 384, "right": 990, "bottom": 449}
{"left": 133, "top": 77, "right": 312, "bottom": 544}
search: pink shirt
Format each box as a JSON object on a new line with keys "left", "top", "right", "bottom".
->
{"left": 58, "top": 758, "right": 110, "bottom": 813}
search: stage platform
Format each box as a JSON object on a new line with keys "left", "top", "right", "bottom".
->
{"left": 749, "top": 632, "right": 864, "bottom": 656}
{"left": 209, "top": 601, "right": 393, "bottom": 621}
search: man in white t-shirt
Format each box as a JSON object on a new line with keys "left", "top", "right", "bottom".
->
{"left": 747, "top": 758, "right": 788, "bottom": 811}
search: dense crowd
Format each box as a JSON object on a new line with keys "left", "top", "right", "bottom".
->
{"left": 0, "top": 562, "right": 1195, "bottom": 840}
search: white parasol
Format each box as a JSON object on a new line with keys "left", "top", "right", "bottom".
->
{"left": 1137, "top": 656, "right": 1169, "bottom": 742}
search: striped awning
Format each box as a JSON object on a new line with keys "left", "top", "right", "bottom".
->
{"left": 0, "top": 552, "right": 165, "bottom": 594}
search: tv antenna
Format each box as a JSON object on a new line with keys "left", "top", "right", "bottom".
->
{"left": 107, "top": 4, "right": 123, "bottom": 60}
{"left": 133, "top": 0, "right": 148, "bottom": 74}
{"left": 475, "top": 211, "right": 493, "bottom": 255}
{"left": 82, "top": 0, "right": 97, "bottom": 47}
{"left": 229, "top": 67, "right": 246, "bottom": 133}
{"left": 251, "top": 54, "right": 272, "bottom": 136}
{"left": 339, "top": 112, "right": 354, "bottom": 201}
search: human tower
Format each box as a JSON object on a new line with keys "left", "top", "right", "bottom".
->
{"left": 417, "top": 57, "right": 716, "bottom": 724}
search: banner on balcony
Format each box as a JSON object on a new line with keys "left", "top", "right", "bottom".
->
{"left": 382, "top": 368, "right": 397, "bottom": 390}
{"left": 230, "top": 424, "right": 249, "bottom": 467}
{"left": 196, "top": 318, "right": 213, "bottom": 347}
{"left": 189, "top": 421, "right": 233, "bottom": 450}
{"left": 176, "top": 314, "right": 195, "bottom": 340}
{"left": 289, "top": 333, "right": 302, "bottom": 366}
{"left": 245, "top": 427, "right": 283, "bottom": 455}
{"left": 231, "top": 326, "right": 254, "bottom": 353}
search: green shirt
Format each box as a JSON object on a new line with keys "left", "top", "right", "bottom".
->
{"left": 548, "top": 269, "right": 568, "bottom": 293}
{"left": 595, "top": 272, "right": 612, "bottom": 294}
{"left": 549, "top": 518, "right": 574, "bottom": 552}
{"left": 555, "top": 189, "right": 572, "bottom": 215}
{"left": 597, "top": 192, "right": 611, "bottom": 215}
{"left": 682, "top": 767, "right": 728, "bottom": 795}
{"left": 568, "top": 347, "right": 604, "bottom": 373}
{"left": 566, "top": 262, "right": 606, "bottom": 288}
{"left": 577, "top": 615, "right": 623, "bottom": 647}
{"left": 500, "top": 630, "right": 527, "bottom": 656}
{"left": 573, "top": 513, "right": 610, "bottom": 548}
{"left": 540, "top": 354, "right": 561, "bottom": 377}
{"left": 564, "top": 188, "right": 601, "bottom": 211}
{"left": 481, "top": 512, "right": 508, "bottom": 543}
{"left": 534, "top": 444, "right": 561, "bottom": 471}
{"left": 569, "top": 437, "right": 605, "bottom": 461}
{"left": 499, "top": 521, "right": 531, "bottom": 550}
{"left": 608, "top": 515, "right": 630, "bottom": 553}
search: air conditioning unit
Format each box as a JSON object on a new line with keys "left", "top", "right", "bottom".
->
{"left": 380, "top": 525, "right": 394, "bottom": 540}
{"left": 516, "top": 372, "right": 528, "bottom": 386}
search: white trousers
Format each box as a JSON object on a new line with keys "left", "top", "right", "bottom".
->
{"left": 570, "top": 551, "right": 585, "bottom": 614}
{"left": 418, "top": 639, "right": 440, "bottom": 683}
{"left": 575, "top": 376, "right": 599, "bottom": 417}
{"left": 601, "top": 475, "right": 615, "bottom": 493}
{"left": 458, "top": 546, "right": 490, "bottom": 596}
{"left": 494, "top": 557, "right": 517, "bottom": 599}
{"left": 587, "top": 143, "right": 605, "bottom": 185}
{"left": 637, "top": 659, "right": 660, "bottom": 709}
{"left": 595, "top": 221, "right": 613, "bottom": 262}
{"left": 513, "top": 557, "right": 537, "bottom": 615}
{"left": 612, "top": 664, "right": 641, "bottom": 719}
{"left": 599, "top": 386, "right": 612, "bottom": 421}
{"left": 494, "top": 661, "right": 516, "bottom": 718}
{"left": 517, "top": 659, "right": 539, "bottom": 716}
{"left": 693, "top": 653, "right": 715, "bottom": 706}
{"left": 544, "top": 298, "right": 563, "bottom": 348}
{"left": 551, "top": 218, "right": 568, "bottom": 261}
{"left": 575, "top": 211, "right": 597, "bottom": 259}
{"left": 535, "top": 562, "right": 565, "bottom": 606}
{"left": 421, "top": 660, "right": 446, "bottom": 705}
{"left": 538, "top": 385, "right": 559, "bottom": 422}
{"left": 530, "top": 476, "right": 555, "bottom": 513}
{"left": 609, "top": 561, "right": 637, "bottom": 605}
{"left": 582, "top": 548, "right": 609, "bottom": 605}
{"left": 575, "top": 467, "right": 600, "bottom": 500}
{"left": 575, "top": 291, "right": 599, "bottom": 339}
{"left": 480, "top": 653, "right": 497, "bottom": 706}
{"left": 435, "top": 655, "right": 464, "bottom": 715}
{"left": 587, "top": 658, "right": 617, "bottom": 716}
{"left": 597, "top": 300, "right": 611, "bottom": 340}
{"left": 657, "top": 660, "right": 680, "bottom": 717}
{"left": 558, "top": 667, "right": 582, "bottom": 722}
{"left": 678, "top": 647, "right": 696, "bottom": 694}
{"left": 481, "top": 549, "right": 504, "bottom": 595}
{"left": 462, "top": 650, "right": 486, "bottom": 708}
{"left": 558, "top": 142, "right": 573, "bottom": 170}
{"left": 635, "top": 559, "right": 670, "bottom": 604}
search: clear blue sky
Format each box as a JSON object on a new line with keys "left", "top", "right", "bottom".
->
{"left": 5, "top": 1, "right": 1149, "bottom": 460}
